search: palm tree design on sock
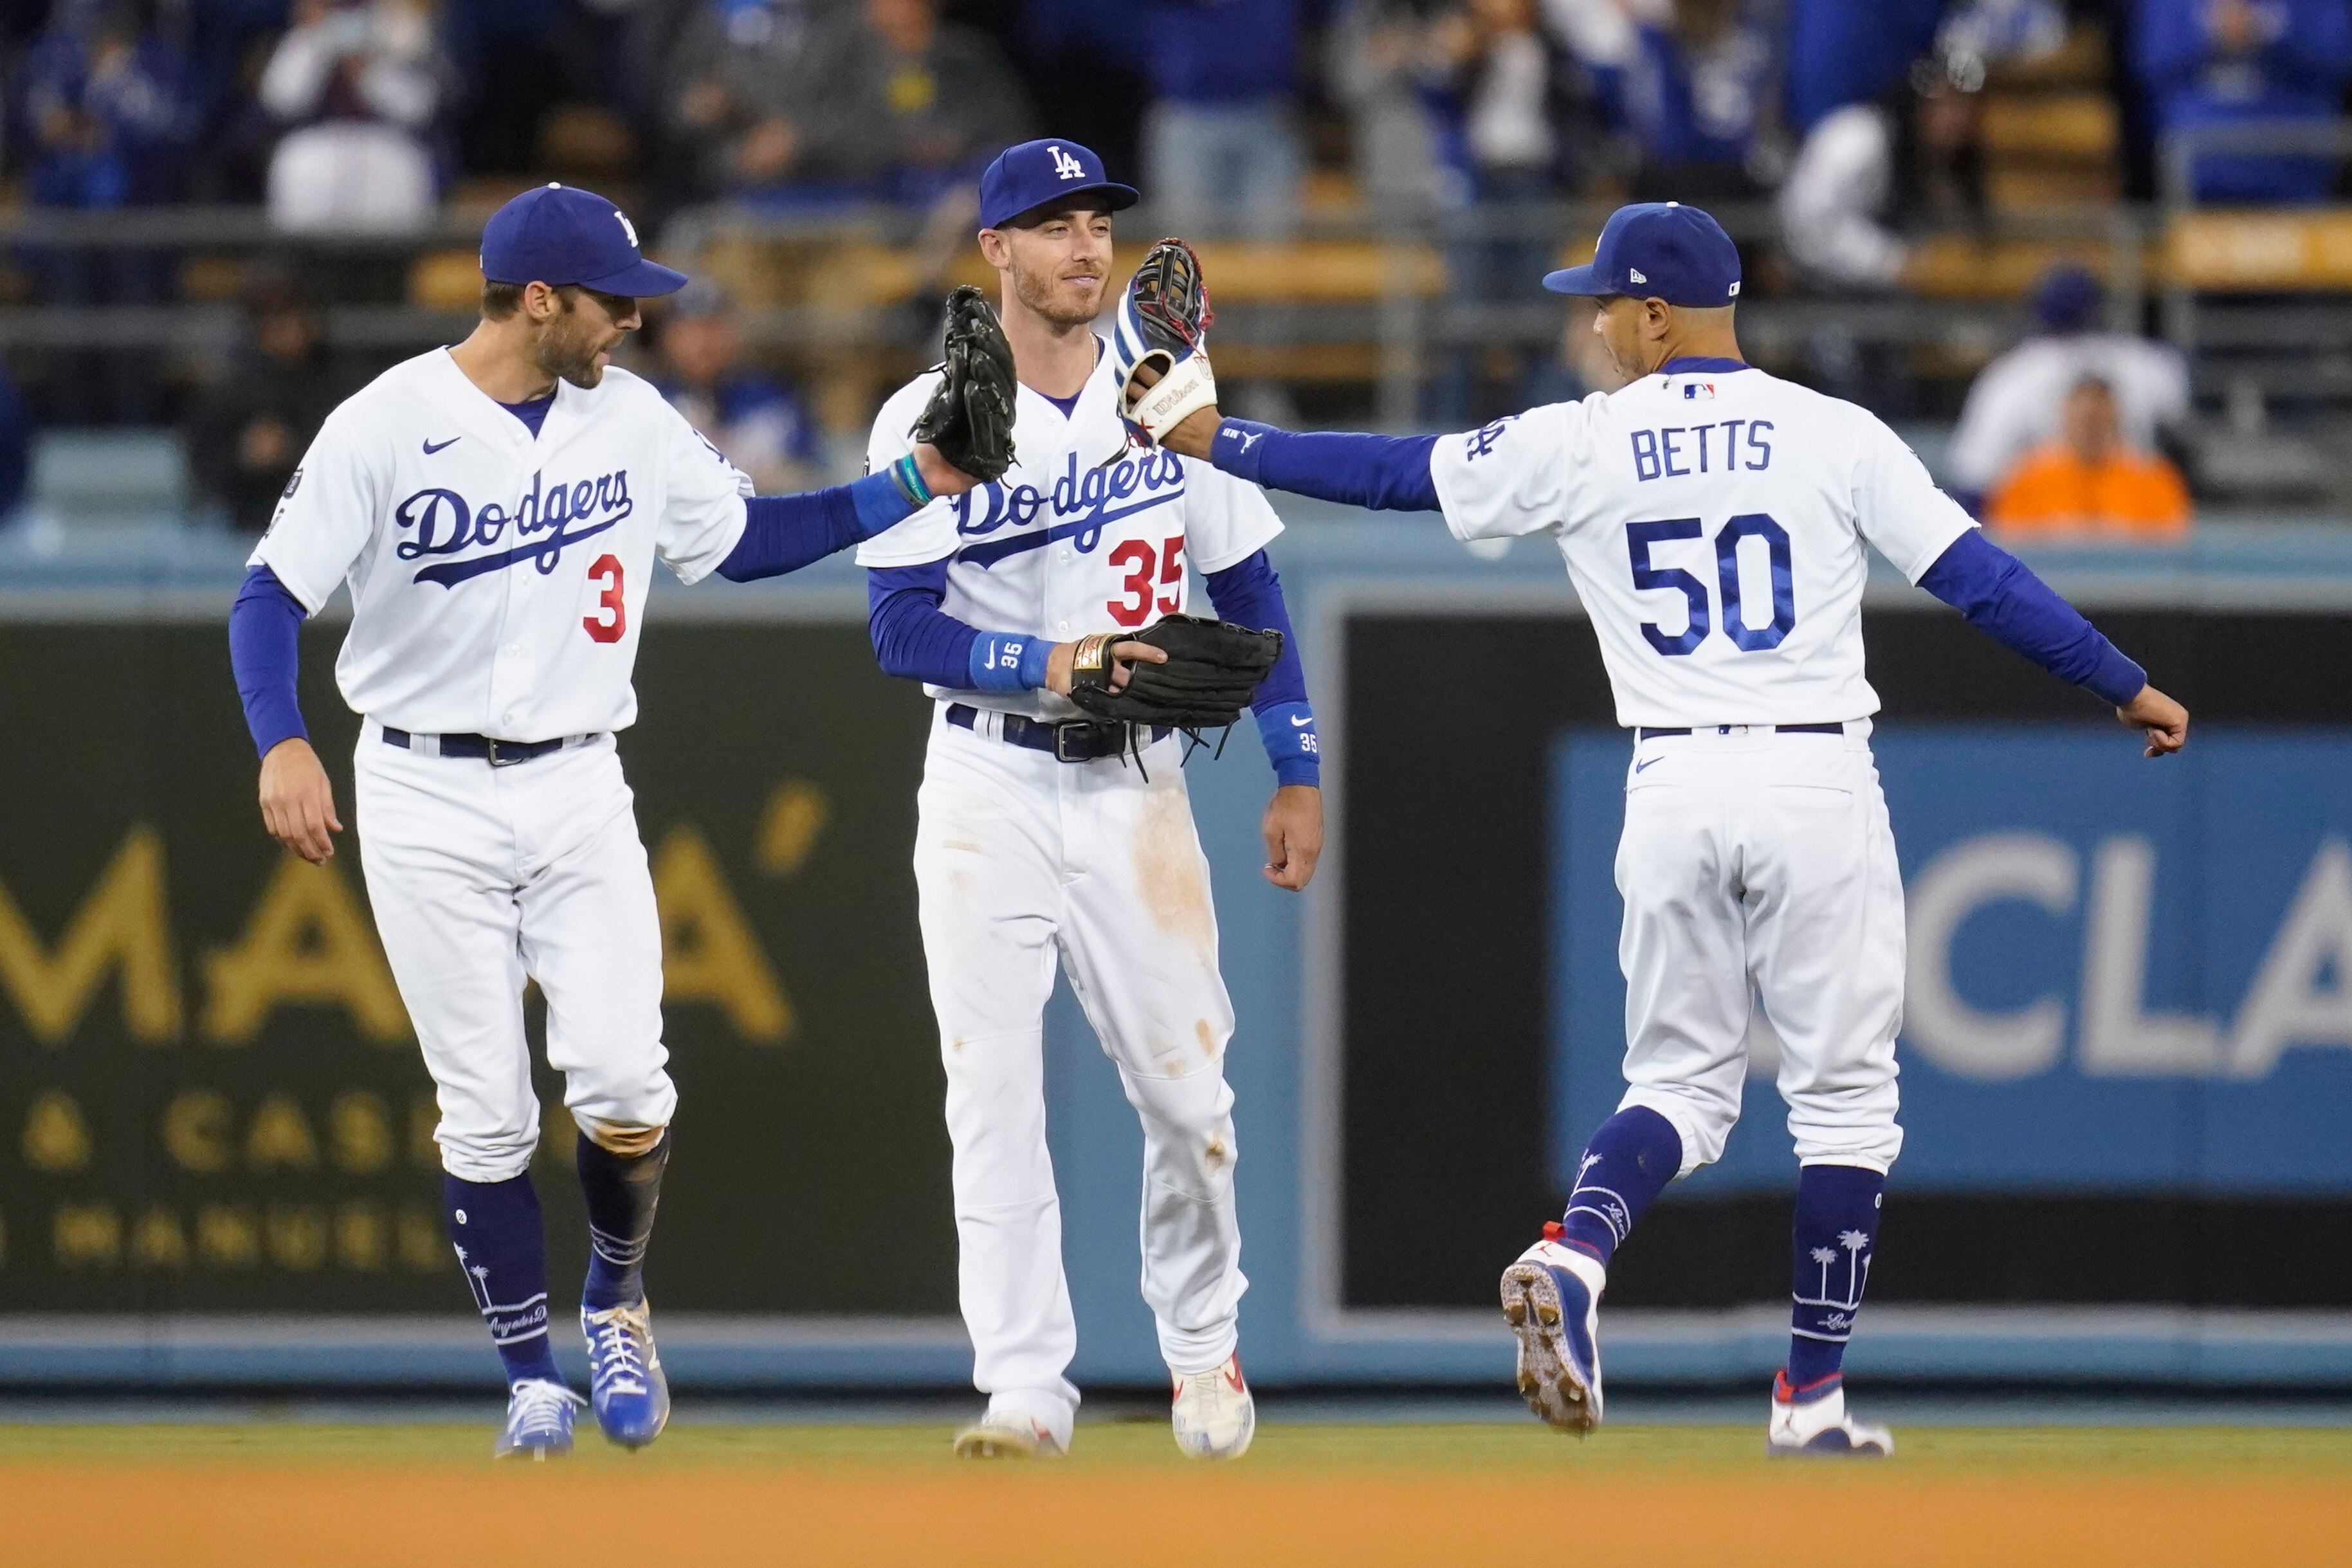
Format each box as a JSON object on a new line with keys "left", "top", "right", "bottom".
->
{"left": 1837, "top": 1230, "right": 1872, "bottom": 1308}
{"left": 1810, "top": 1246, "right": 1837, "bottom": 1300}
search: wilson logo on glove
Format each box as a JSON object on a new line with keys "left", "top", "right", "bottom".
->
{"left": 1113, "top": 239, "right": 1219, "bottom": 446}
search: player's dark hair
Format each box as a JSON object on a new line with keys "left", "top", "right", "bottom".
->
{"left": 481, "top": 281, "right": 610, "bottom": 322}
{"left": 481, "top": 280, "right": 526, "bottom": 320}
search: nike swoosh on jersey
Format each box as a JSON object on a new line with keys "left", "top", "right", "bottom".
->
{"left": 423, "top": 436, "right": 462, "bottom": 455}
{"left": 1634, "top": 756, "right": 1663, "bottom": 772}
{"left": 1290, "top": 713, "right": 1312, "bottom": 726}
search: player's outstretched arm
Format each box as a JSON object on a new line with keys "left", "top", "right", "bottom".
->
{"left": 1117, "top": 240, "right": 1445, "bottom": 515}
{"left": 713, "top": 447, "right": 985, "bottom": 583}
{"left": 1916, "top": 530, "right": 2189, "bottom": 757}
{"left": 230, "top": 564, "right": 343, "bottom": 862}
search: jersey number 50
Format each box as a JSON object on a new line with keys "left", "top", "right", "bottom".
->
{"left": 1626, "top": 514, "right": 1794, "bottom": 656}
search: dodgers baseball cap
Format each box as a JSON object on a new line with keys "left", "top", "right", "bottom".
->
{"left": 1544, "top": 201, "right": 1741, "bottom": 307}
{"left": 978, "top": 139, "right": 1140, "bottom": 230}
{"left": 480, "top": 182, "right": 688, "bottom": 296}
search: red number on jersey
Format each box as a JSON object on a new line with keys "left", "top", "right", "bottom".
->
{"left": 583, "top": 554, "right": 626, "bottom": 643}
{"left": 1107, "top": 540, "right": 1154, "bottom": 628}
{"left": 1106, "top": 535, "right": 1189, "bottom": 627}
{"left": 1156, "top": 535, "right": 1184, "bottom": 616}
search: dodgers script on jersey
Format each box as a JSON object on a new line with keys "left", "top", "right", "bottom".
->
{"left": 1429, "top": 365, "right": 1975, "bottom": 727}
{"left": 252, "top": 349, "right": 752, "bottom": 740}
{"left": 859, "top": 340, "right": 1282, "bottom": 720}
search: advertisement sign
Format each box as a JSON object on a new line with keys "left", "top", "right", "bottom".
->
{"left": 0, "top": 623, "right": 952, "bottom": 1317}
{"left": 1551, "top": 727, "right": 2352, "bottom": 1196}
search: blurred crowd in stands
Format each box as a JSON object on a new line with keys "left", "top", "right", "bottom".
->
{"left": 2, "top": 0, "right": 2347, "bottom": 538}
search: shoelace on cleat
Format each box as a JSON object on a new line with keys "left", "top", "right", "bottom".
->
{"left": 507, "top": 1379, "right": 583, "bottom": 1437}
{"left": 585, "top": 1305, "right": 652, "bottom": 1390}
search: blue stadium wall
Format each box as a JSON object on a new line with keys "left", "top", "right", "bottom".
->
{"left": 3, "top": 509, "right": 2349, "bottom": 1390}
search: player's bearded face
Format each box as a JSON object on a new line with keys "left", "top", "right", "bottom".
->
{"left": 1003, "top": 210, "right": 1114, "bottom": 327}
{"left": 534, "top": 287, "right": 639, "bottom": 388}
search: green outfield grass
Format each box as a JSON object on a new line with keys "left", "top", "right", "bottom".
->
{"left": 5, "top": 1419, "right": 2349, "bottom": 1473}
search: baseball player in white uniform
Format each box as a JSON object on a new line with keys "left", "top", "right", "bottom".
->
{"left": 1140, "top": 201, "right": 2189, "bottom": 1453}
{"left": 225, "top": 183, "right": 985, "bottom": 1457}
{"left": 859, "top": 140, "right": 1324, "bottom": 1461}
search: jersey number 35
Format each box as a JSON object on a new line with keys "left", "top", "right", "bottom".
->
{"left": 1627, "top": 514, "right": 1794, "bottom": 656}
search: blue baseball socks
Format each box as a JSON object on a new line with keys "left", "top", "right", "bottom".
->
{"left": 1553, "top": 1106, "right": 1682, "bottom": 1266}
{"left": 577, "top": 1129, "right": 670, "bottom": 1311}
{"left": 444, "top": 1172, "right": 561, "bottom": 1385}
{"left": 1787, "top": 1163, "right": 1884, "bottom": 1396}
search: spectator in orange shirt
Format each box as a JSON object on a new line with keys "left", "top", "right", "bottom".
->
{"left": 1985, "top": 376, "right": 2192, "bottom": 542}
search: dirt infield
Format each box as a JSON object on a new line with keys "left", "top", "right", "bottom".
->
{"left": 4, "top": 1423, "right": 2347, "bottom": 1567}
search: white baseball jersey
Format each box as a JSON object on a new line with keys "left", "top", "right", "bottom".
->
{"left": 251, "top": 348, "right": 752, "bottom": 740}
{"left": 1430, "top": 365, "right": 1976, "bottom": 728}
{"left": 859, "top": 337, "right": 1284, "bottom": 722}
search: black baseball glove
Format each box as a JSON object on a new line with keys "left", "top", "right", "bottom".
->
{"left": 1066, "top": 614, "right": 1282, "bottom": 729}
{"left": 911, "top": 284, "right": 1017, "bottom": 483}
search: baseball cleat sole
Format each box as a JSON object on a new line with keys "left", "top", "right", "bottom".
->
{"left": 951, "top": 1419, "right": 1064, "bottom": 1460}
{"left": 1501, "top": 1263, "right": 1597, "bottom": 1436}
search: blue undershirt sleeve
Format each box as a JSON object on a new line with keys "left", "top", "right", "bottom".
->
{"left": 866, "top": 561, "right": 1052, "bottom": 693}
{"left": 1205, "top": 549, "right": 1320, "bottom": 787}
{"left": 1209, "top": 419, "right": 1442, "bottom": 513}
{"left": 229, "top": 563, "right": 309, "bottom": 758}
{"left": 718, "top": 471, "right": 916, "bottom": 583}
{"left": 1917, "top": 530, "right": 2148, "bottom": 707}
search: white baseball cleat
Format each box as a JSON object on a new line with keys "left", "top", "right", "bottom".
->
{"left": 1767, "top": 1372, "right": 1894, "bottom": 1457}
{"left": 952, "top": 1409, "right": 1068, "bottom": 1460}
{"left": 1170, "top": 1353, "right": 1255, "bottom": 1460}
{"left": 1499, "top": 1223, "right": 1607, "bottom": 1435}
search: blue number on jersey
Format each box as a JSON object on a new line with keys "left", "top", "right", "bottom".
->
{"left": 1628, "top": 512, "right": 1796, "bottom": 655}
{"left": 1626, "top": 518, "right": 1710, "bottom": 655}
{"left": 1715, "top": 513, "right": 1796, "bottom": 651}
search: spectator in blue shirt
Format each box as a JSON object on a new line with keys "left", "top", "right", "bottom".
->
{"left": 1780, "top": 0, "right": 1947, "bottom": 136}
{"left": 2135, "top": 0, "right": 2352, "bottom": 204}
{"left": 9, "top": 0, "right": 196, "bottom": 423}
{"left": 649, "top": 282, "right": 825, "bottom": 495}
{"left": 1138, "top": 0, "right": 1334, "bottom": 235}
{"left": 1596, "top": 0, "right": 1778, "bottom": 201}
{"left": 12, "top": 0, "right": 197, "bottom": 210}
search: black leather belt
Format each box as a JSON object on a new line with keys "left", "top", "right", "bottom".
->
{"left": 381, "top": 727, "right": 589, "bottom": 767}
{"left": 947, "top": 704, "right": 1170, "bottom": 763}
{"left": 1637, "top": 722, "right": 1846, "bottom": 742}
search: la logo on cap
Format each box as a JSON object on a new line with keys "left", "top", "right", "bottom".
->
{"left": 616, "top": 210, "right": 639, "bottom": 249}
{"left": 1049, "top": 145, "right": 1084, "bottom": 180}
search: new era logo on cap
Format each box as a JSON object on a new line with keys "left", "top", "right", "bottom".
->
{"left": 1541, "top": 201, "right": 1742, "bottom": 307}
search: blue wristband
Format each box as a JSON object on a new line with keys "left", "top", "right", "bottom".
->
{"left": 969, "top": 632, "right": 1053, "bottom": 692}
{"left": 1255, "top": 699, "right": 1321, "bottom": 787}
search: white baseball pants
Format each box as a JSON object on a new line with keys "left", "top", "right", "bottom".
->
{"left": 354, "top": 722, "right": 675, "bottom": 1183}
{"left": 914, "top": 706, "right": 1245, "bottom": 1428}
{"left": 1612, "top": 722, "right": 1906, "bottom": 1176}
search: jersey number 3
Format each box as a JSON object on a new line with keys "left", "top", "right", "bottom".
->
{"left": 1626, "top": 514, "right": 1794, "bottom": 656}
{"left": 583, "top": 554, "right": 626, "bottom": 643}
{"left": 1107, "top": 535, "right": 1184, "bottom": 628}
